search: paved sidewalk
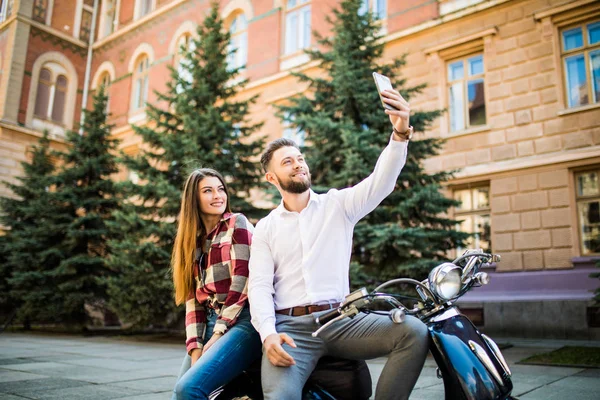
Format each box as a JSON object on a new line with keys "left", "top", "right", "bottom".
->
{"left": 0, "top": 332, "right": 598, "bottom": 399}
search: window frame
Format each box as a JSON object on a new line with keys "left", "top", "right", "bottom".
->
{"left": 575, "top": 168, "right": 600, "bottom": 256}
{"left": 73, "top": 0, "right": 93, "bottom": 42}
{"left": 227, "top": 12, "right": 248, "bottom": 71}
{"left": 134, "top": 0, "right": 155, "bottom": 20}
{"left": 132, "top": 55, "right": 150, "bottom": 111}
{"left": 446, "top": 52, "right": 487, "bottom": 134}
{"left": 26, "top": 52, "right": 78, "bottom": 134}
{"left": 284, "top": 0, "right": 311, "bottom": 56}
{"left": 32, "top": 63, "right": 68, "bottom": 125}
{"left": 0, "top": 0, "right": 14, "bottom": 24}
{"left": 359, "top": 0, "right": 387, "bottom": 20}
{"left": 98, "top": 72, "right": 111, "bottom": 114}
{"left": 452, "top": 185, "right": 492, "bottom": 253}
{"left": 98, "top": 0, "right": 118, "bottom": 39}
{"left": 32, "top": 0, "right": 50, "bottom": 25}
{"left": 174, "top": 32, "right": 194, "bottom": 93}
{"left": 282, "top": 112, "right": 306, "bottom": 147}
{"left": 559, "top": 18, "right": 600, "bottom": 109}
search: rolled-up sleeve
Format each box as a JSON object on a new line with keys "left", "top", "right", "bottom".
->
{"left": 184, "top": 289, "right": 207, "bottom": 354}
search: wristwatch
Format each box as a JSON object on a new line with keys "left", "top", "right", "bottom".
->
{"left": 393, "top": 125, "right": 413, "bottom": 141}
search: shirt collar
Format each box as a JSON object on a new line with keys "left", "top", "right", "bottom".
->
{"left": 275, "top": 190, "right": 318, "bottom": 216}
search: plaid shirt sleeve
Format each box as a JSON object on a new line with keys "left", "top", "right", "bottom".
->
{"left": 184, "top": 262, "right": 207, "bottom": 354}
{"left": 213, "top": 214, "right": 253, "bottom": 334}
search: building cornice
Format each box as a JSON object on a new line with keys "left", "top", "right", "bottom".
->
{"left": 424, "top": 27, "right": 497, "bottom": 54}
{"left": 0, "top": 120, "right": 67, "bottom": 144}
{"left": 385, "top": 0, "right": 512, "bottom": 45}
{"left": 0, "top": 14, "right": 16, "bottom": 32}
{"left": 533, "top": 0, "right": 598, "bottom": 20}
{"left": 16, "top": 15, "right": 88, "bottom": 50}
{"left": 451, "top": 146, "right": 600, "bottom": 182}
{"left": 92, "top": 0, "right": 189, "bottom": 51}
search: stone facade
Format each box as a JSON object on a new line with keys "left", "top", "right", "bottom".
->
{"left": 1, "top": 0, "right": 599, "bottom": 337}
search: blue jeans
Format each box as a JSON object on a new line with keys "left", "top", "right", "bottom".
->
{"left": 172, "top": 306, "right": 262, "bottom": 400}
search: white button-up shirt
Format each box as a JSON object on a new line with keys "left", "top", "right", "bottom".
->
{"left": 248, "top": 137, "right": 408, "bottom": 342}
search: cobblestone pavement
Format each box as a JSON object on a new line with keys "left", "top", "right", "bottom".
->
{"left": 0, "top": 333, "right": 598, "bottom": 399}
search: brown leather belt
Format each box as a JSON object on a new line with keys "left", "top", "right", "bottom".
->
{"left": 276, "top": 302, "right": 341, "bottom": 317}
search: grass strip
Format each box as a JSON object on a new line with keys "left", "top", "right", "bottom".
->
{"left": 519, "top": 346, "right": 600, "bottom": 368}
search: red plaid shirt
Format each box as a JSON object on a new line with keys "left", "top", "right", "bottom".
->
{"left": 185, "top": 212, "right": 253, "bottom": 354}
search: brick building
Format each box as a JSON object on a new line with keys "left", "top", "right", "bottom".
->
{"left": 0, "top": 0, "right": 599, "bottom": 338}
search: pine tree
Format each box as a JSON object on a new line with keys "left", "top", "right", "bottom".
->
{"left": 278, "top": 0, "right": 469, "bottom": 286}
{"left": 0, "top": 132, "right": 69, "bottom": 326}
{"left": 107, "top": 0, "right": 264, "bottom": 327}
{"left": 48, "top": 86, "right": 121, "bottom": 326}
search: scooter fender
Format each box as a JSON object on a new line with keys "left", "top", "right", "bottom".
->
{"left": 428, "top": 314, "right": 513, "bottom": 400}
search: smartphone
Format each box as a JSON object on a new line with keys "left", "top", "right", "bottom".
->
{"left": 372, "top": 72, "right": 397, "bottom": 111}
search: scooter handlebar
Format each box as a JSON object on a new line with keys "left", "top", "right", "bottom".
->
{"left": 315, "top": 307, "right": 341, "bottom": 325}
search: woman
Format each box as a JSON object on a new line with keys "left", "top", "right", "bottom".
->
{"left": 171, "top": 168, "right": 261, "bottom": 400}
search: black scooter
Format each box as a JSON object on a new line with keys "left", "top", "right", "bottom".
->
{"left": 315, "top": 249, "right": 517, "bottom": 400}
{"left": 213, "top": 249, "right": 517, "bottom": 400}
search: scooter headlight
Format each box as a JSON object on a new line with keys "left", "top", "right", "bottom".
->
{"left": 428, "top": 263, "right": 462, "bottom": 301}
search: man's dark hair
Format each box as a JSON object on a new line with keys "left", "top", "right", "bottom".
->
{"left": 260, "top": 138, "right": 299, "bottom": 172}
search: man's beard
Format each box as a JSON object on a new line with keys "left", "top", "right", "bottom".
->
{"left": 275, "top": 171, "right": 311, "bottom": 194}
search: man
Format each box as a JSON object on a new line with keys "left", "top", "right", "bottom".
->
{"left": 248, "top": 88, "right": 429, "bottom": 400}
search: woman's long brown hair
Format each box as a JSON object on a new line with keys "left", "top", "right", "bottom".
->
{"left": 172, "top": 168, "right": 231, "bottom": 305}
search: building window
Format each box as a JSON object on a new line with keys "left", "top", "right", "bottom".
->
{"left": 174, "top": 33, "right": 193, "bottom": 93}
{"left": 0, "top": 0, "right": 14, "bottom": 23}
{"left": 576, "top": 170, "right": 600, "bottom": 255}
{"left": 136, "top": 0, "right": 153, "bottom": 20}
{"left": 132, "top": 55, "right": 149, "bottom": 110}
{"left": 32, "top": 0, "right": 47, "bottom": 23}
{"left": 100, "top": 0, "right": 117, "bottom": 38}
{"left": 99, "top": 72, "right": 111, "bottom": 113}
{"left": 454, "top": 186, "right": 491, "bottom": 252}
{"left": 283, "top": 113, "right": 306, "bottom": 147}
{"left": 33, "top": 66, "right": 68, "bottom": 124}
{"left": 227, "top": 13, "right": 248, "bottom": 71}
{"left": 285, "top": 0, "right": 311, "bottom": 55}
{"left": 561, "top": 19, "right": 600, "bottom": 108}
{"left": 78, "top": 0, "right": 94, "bottom": 42}
{"left": 359, "top": 0, "right": 386, "bottom": 19}
{"left": 447, "top": 54, "right": 486, "bottom": 132}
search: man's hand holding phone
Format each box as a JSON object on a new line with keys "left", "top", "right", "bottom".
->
{"left": 373, "top": 72, "right": 412, "bottom": 141}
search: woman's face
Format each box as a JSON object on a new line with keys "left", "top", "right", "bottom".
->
{"left": 197, "top": 176, "right": 227, "bottom": 217}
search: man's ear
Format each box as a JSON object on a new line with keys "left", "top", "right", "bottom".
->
{"left": 265, "top": 172, "right": 275, "bottom": 185}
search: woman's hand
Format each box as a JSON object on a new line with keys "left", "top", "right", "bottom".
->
{"left": 201, "top": 331, "right": 224, "bottom": 357}
{"left": 190, "top": 348, "right": 202, "bottom": 366}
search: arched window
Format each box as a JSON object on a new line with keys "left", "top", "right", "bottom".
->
{"left": 99, "top": 72, "right": 111, "bottom": 113}
{"left": 175, "top": 33, "right": 194, "bottom": 93}
{"left": 27, "top": 53, "right": 77, "bottom": 133}
{"left": 227, "top": 13, "right": 248, "bottom": 71}
{"left": 34, "top": 68, "right": 51, "bottom": 118}
{"left": 33, "top": 66, "right": 68, "bottom": 124}
{"left": 51, "top": 75, "right": 67, "bottom": 123}
{"left": 132, "top": 55, "right": 150, "bottom": 110}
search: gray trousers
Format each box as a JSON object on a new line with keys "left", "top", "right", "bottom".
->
{"left": 261, "top": 311, "right": 429, "bottom": 400}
